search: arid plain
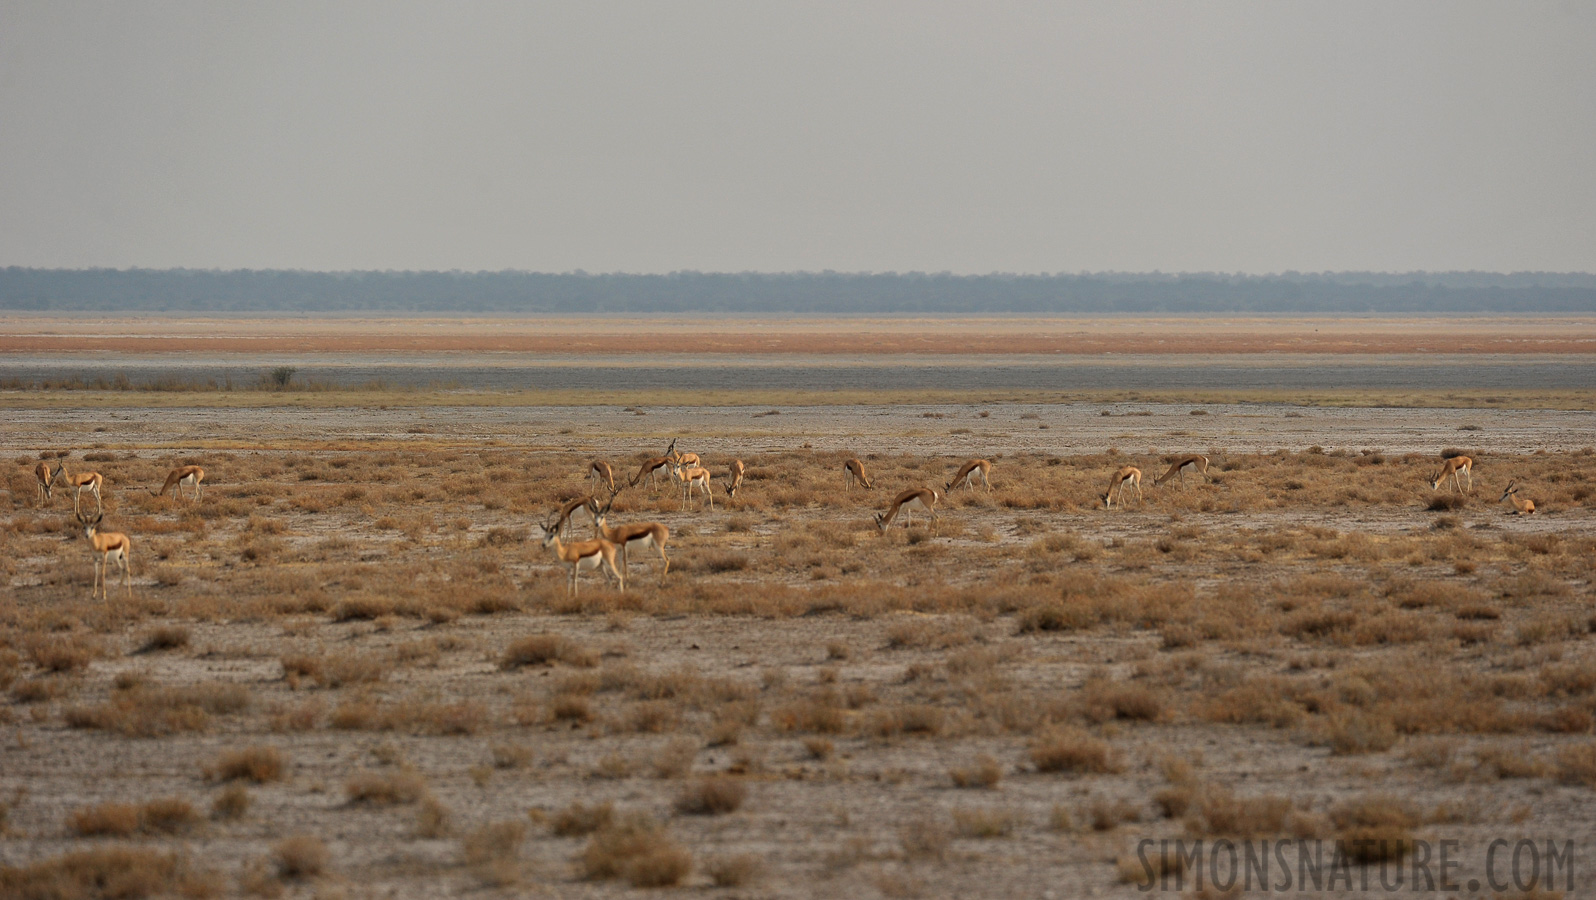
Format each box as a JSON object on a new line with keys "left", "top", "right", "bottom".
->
{"left": 2, "top": 317, "right": 1595, "bottom": 899}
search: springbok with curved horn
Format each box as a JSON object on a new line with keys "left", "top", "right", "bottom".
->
{"left": 59, "top": 465, "right": 104, "bottom": 516}
{"left": 154, "top": 465, "right": 205, "bottom": 501}
{"left": 552, "top": 494, "right": 600, "bottom": 538}
{"left": 592, "top": 489, "right": 671, "bottom": 585}
{"left": 1101, "top": 466, "right": 1143, "bottom": 509}
{"left": 946, "top": 459, "right": 992, "bottom": 493}
{"left": 1153, "top": 455, "right": 1209, "bottom": 488}
{"left": 538, "top": 516, "right": 623, "bottom": 597}
{"left": 77, "top": 508, "right": 132, "bottom": 601}
{"left": 674, "top": 463, "right": 714, "bottom": 511}
{"left": 875, "top": 487, "right": 940, "bottom": 534}
{"left": 1500, "top": 481, "right": 1536, "bottom": 515}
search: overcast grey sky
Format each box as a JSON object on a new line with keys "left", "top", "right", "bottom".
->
{"left": 2, "top": 2, "right": 1592, "bottom": 274}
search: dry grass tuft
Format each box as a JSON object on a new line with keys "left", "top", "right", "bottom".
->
{"left": 674, "top": 776, "right": 746, "bottom": 815}
{"left": 1185, "top": 787, "right": 1293, "bottom": 838}
{"left": 212, "top": 785, "right": 250, "bottom": 820}
{"left": 416, "top": 796, "right": 451, "bottom": 838}
{"left": 580, "top": 814, "right": 693, "bottom": 888}
{"left": 24, "top": 634, "right": 103, "bottom": 673}
{"left": 273, "top": 834, "right": 329, "bottom": 880}
{"left": 1330, "top": 795, "right": 1418, "bottom": 863}
{"left": 207, "top": 746, "right": 286, "bottom": 783}
{"left": 1555, "top": 743, "right": 1596, "bottom": 788}
{"left": 704, "top": 853, "right": 764, "bottom": 887}
{"left": 551, "top": 801, "right": 614, "bottom": 837}
{"left": 951, "top": 806, "right": 1020, "bottom": 838}
{"left": 898, "top": 815, "right": 953, "bottom": 861}
{"left": 949, "top": 754, "right": 1004, "bottom": 789}
{"left": 1029, "top": 729, "right": 1121, "bottom": 775}
{"left": 138, "top": 626, "right": 191, "bottom": 653}
{"left": 499, "top": 633, "right": 600, "bottom": 669}
{"left": 461, "top": 821, "right": 525, "bottom": 887}
{"left": 344, "top": 769, "right": 426, "bottom": 805}
{"left": 66, "top": 683, "right": 249, "bottom": 737}
{"left": 68, "top": 802, "right": 140, "bottom": 837}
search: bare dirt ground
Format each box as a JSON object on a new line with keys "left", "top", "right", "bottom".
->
{"left": 2, "top": 401, "right": 1595, "bottom": 899}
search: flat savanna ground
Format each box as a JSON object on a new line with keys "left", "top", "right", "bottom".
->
{"left": 1, "top": 317, "right": 1594, "bottom": 898}
{"left": 3, "top": 313, "right": 1595, "bottom": 355}
{"left": 2, "top": 405, "right": 1595, "bottom": 899}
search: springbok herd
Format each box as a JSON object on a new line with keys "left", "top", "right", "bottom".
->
{"left": 27, "top": 440, "right": 1535, "bottom": 602}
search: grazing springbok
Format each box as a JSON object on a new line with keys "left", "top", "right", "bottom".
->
{"left": 630, "top": 456, "right": 674, "bottom": 493}
{"left": 34, "top": 461, "right": 65, "bottom": 508}
{"left": 1429, "top": 455, "right": 1473, "bottom": 494}
{"left": 552, "top": 494, "right": 600, "bottom": 538}
{"left": 844, "top": 458, "right": 874, "bottom": 490}
{"left": 946, "top": 458, "right": 992, "bottom": 493}
{"left": 875, "top": 488, "right": 940, "bottom": 534}
{"left": 1153, "top": 455, "right": 1209, "bottom": 487}
{"left": 1101, "top": 466, "right": 1143, "bottom": 509}
{"left": 154, "top": 465, "right": 205, "bottom": 501}
{"left": 725, "top": 459, "right": 745, "bottom": 498}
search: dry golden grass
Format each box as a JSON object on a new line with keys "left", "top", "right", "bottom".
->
{"left": 4, "top": 436, "right": 1596, "bottom": 898}
{"left": 0, "top": 846, "right": 220, "bottom": 900}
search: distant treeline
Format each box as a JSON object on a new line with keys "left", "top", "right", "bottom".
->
{"left": 2, "top": 268, "right": 1593, "bottom": 314}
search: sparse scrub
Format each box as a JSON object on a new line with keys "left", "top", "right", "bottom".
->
{"left": 461, "top": 821, "right": 525, "bottom": 887}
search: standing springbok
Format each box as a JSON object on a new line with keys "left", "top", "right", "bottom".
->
{"left": 592, "top": 490, "right": 671, "bottom": 585}
{"left": 77, "top": 508, "right": 133, "bottom": 601}
{"left": 588, "top": 460, "right": 616, "bottom": 493}
{"left": 538, "top": 518, "right": 623, "bottom": 597}
{"left": 725, "top": 459, "right": 746, "bottom": 498}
